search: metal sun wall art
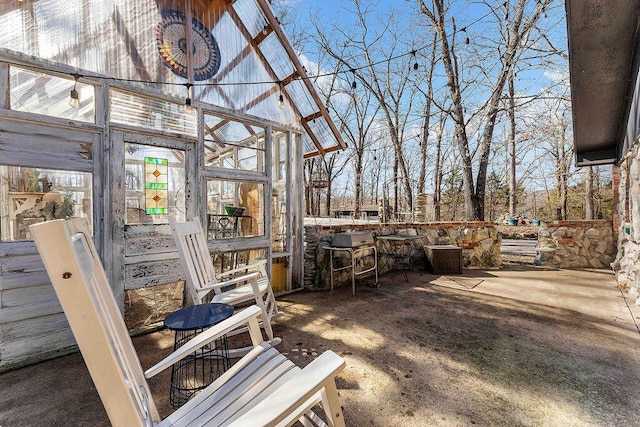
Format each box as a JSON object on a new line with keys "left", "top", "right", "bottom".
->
{"left": 145, "top": 157, "right": 168, "bottom": 215}
{"left": 156, "top": 9, "right": 221, "bottom": 81}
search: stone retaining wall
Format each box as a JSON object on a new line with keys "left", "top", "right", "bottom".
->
{"left": 534, "top": 220, "right": 616, "bottom": 268}
{"left": 613, "top": 146, "right": 640, "bottom": 307}
{"left": 304, "top": 222, "right": 501, "bottom": 290}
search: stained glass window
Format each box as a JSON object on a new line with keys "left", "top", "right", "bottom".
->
{"left": 144, "top": 157, "right": 168, "bottom": 215}
{"left": 125, "top": 144, "right": 184, "bottom": 225}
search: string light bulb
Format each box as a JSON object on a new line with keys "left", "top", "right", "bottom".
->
{"left": 350, "top": 68, "right": 357, "bottom": 90}
{"left": 277, "top": 81, "right": 285, "bottom": 109}
{"left": 182, "top": 82, "right": 193, "bottom": 112}
{"left": 69, "top": 73, "right": 80, "bottom": 108}
{"left": 262, "top": 24, "right": 268, "bottom": 35}
{"left": 462, "top": 28, "right": 470, "bottom": 45}
{"left": 411, "top": 50, "right": 418, "bottom": 71}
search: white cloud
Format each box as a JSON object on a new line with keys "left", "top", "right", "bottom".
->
{"left": 298, "top": 53, "right": 351, "bottom": 106}
{"left": 543, "top": 69, "right": 569, "bottom": 85}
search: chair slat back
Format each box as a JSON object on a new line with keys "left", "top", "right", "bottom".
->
{"left": 169, "top": 216, "right": 220, "bottom": 304}
{"left": 30, "top": 219, "right": 159, "bottom": 427}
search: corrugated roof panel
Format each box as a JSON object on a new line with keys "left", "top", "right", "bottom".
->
{"left": 233, "top": 0, "right": 267, "bottom": 39}
{"left": 303, "top": 132, "right": 318, "bottom": 155}
{"left": 259, "top": 33, "right": 291, "bottom": 81}
{"left": 210, "top": 12, "right": 246, "bottom": 76}
{"left": 32, "top": 0, "right": 82, "bottom": 60}
{"left": 0, "top": 0, "right": 345, "bottom": 156}
{"left": 0, "top": 9, "right": 27, "bottom": 52}
{"left": 213, "top": 53, "right": 272, "bottom": 110}
{"left": 308, "top": 117, "right": 341, "bottom": 150}
{"left": 285, "top": 79, "right": 318, "bottom": 118}
{"left": 244, "top": 93, "right": 300, "bottom": 128}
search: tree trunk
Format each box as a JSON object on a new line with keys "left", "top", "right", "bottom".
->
{"left": 419, "top": 33, "right": 438, "bottom": 195}
{"left": 419, "top": 0, "right": 549, "bottom": 221}
{"left": 434, "top": 112, "right": 446, "bottom": 221}
{"left": 393, "top": 155, "right": 399, "bottom": 219}
{"left": 508, "top": 70, "right": 517, "bottom": 217}
{"left": 584, "top": 166, "right": 594, "bottom": 220}
{"left": 354, "top": 160, "right": 363, "bottom": 219}
{"left": 419, "top": 0, "right": 475, "bottom": 219}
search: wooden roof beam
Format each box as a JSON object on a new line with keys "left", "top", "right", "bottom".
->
{"left": 303, "top": 111, "right": 323, "bottom": 123}
{"left": 255, "top": 0, "right": 346, "bottom": 152}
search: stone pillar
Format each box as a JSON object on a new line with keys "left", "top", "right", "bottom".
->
{"left": 303, "top": 225, "right": 319, "bottom": 288}
{"left": 612, "top": 165, "right": 621, "bottom": 236}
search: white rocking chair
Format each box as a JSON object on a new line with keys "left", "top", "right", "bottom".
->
{"left": 30, "top": 218, "right": 346, "bottom": 427}
{"left": 169, "top": 216, "right": 282, "bottom": 346}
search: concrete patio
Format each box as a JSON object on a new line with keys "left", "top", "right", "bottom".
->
{"left": 1, "top": 265, "right": 640, "bottom": 426}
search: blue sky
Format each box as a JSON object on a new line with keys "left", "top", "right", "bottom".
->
{"left": 277, "top": 0, "right": 571, "bottom": 193}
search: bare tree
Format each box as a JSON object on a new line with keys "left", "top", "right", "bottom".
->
{"left": 303, "top": 158, "right": 320, "bottom": 215}
{"left": 536, "top": 97, "right": 574, "bottom": 220}
{"left": 416, "top": 32, "right": 440, "bottom": 195}
{"left": 322, "top": 67, "right": 381, "bottom": 219}
{"left": 312, "top": 1, "right": 424, "bottom": 214}
{"left": 417, "top": 0, "right": 552, "bottom": 220}
{"left": 321, "top": 152, "right": 348, "bottom": 216}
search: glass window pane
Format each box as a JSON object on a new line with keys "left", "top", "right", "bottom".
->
{"left": 0, "top": 165, "right": 92, "bottom": 241}
{"left": 10, "top": 66, "right": 95, "bottom": 123}
{"left": 125, "top": 144, "right": 185, "bottom": 224}
{"left": 272, "top": 132, "right": 287, "bottom": 252}
{"left": 206, "top": 180, "right": 264, "bottom": 239}
{"left": 204, "top": 114, "right": 265, "bottom": 172}
{"left": 212, "top": 248, "right": 267, "bottom": 277}
{"left": 111, "top": 89, "right": 197, "bottom": 137}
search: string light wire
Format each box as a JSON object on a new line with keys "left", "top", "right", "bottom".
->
{"left": 38, "top": 7, "right": 503, "bottom": 97}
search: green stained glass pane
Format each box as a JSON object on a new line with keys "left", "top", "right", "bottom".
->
{"left": 145, "top": 207, "right": 167, "bottom": 214}
{"left": 145, "top": 157, "right": 169, "bottom": 165}
{"left": 144, "top": 156, "right": 168, "bottom": 215}
{"left": 145, "top": 183, "right": 168, "bottom": 190}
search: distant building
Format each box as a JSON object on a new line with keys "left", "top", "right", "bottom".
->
{"left": 331, "top": 204, "right": 380, "bottom": 219}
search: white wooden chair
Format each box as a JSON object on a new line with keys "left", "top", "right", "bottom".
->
{"left": 30, "top": 218, "right": 346, "bottom": 427}
{"left": 169, "top": 216, "right": 282, "bottom": 345}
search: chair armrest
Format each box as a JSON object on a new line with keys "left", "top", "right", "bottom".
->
{"left": 227, "top": 351, "right": 346, "bottom": 427}
{"left": 199, "top": 271, "right": 260, "bottom": 292}
{"left": 217, "top": 260, "right": 267, "bottom": 279}
{"left": 144, "top": 305, "right": 262, "bottom": 378}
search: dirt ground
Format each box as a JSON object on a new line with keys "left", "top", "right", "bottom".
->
{"left": 2, "top": 264, "right": 640, "bottom": 426}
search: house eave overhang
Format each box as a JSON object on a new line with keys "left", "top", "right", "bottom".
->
{"left": 566, "top": 0, "right": 640, "bottom": 167}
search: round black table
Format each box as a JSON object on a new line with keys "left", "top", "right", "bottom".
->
{"left": 164, "top": 303, "right": 234, "bottom": 408}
